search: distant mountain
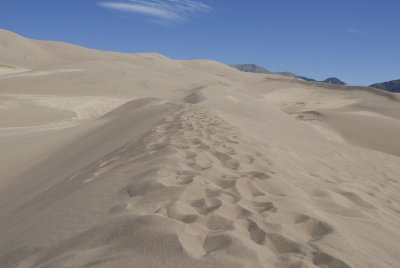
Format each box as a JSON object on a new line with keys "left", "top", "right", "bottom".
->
{"left": 278, "top": 73, "right": 321, "bottom": 82}
{"left": 322, "top": 77, "right": 346, "bottom": 85}
{"left": 231, "top": 64, "right": 346, "bottom": 85}
{"left": 296, "top": 76, "right": 316, "bottom": 82}
{"left": 370, "top": 79, "right": 400, "bottom": 93}
{"left": 230, "top": 64, "right": 270, "bottom": 74}
{"left": 274, "top": 71, "right": 297, "bottom": 78}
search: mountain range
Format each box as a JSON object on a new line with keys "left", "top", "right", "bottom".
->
{"left": 231, "top": 64, "right": 346, "bottom": 85}
{"left": 231, "top": 64, "right": 400, "bottom": 93}
{"left": 370, "top": 79, "right": 400, "bottom": 93}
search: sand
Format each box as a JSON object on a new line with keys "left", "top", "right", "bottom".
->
{"left": 1, "top": 29, "right": 400, "bottom": 268}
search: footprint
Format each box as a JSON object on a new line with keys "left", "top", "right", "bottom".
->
{"left": 146, "top": 140, "right": 169, "bottom": 152}
{"left": 191, "top": 198, "right": 222, "bottom": 215}
{"left": 126, "top": 182, "right": 165, "bottom": 197}
{"left": 251, "top": 179, "right": 286, "bottom": 197}
{"left": 248, "top": 220, "right": 266, "bottom": 245}
{"left": 205, "top": 188, "right": 220, "bottom": 198}
{"left": 185, "top": 150, "right": 197, "bottom": 159}
{"left": 176, "top": 175, "right": 195, "bottom": 185}
{"left": 213, "top": 151, "right": 240, "bottom": 169}
{"left": 203, "top": 233, "right": 232, "bottom": 253}
{"left": 267, "top": 233, "right": 305, "bottom": 255}
{"left": 294, "top": 214, "right": 310, "bottom": 224}
{"left": 247, "top": 171, "right": 271, "bottom": 180}
{"left": 191, "top": 138, "right": 202, "bottom": 145}
{"left": 207, "top": 215, "right": 233, "bottom": 231}
{"left": 225, "top": 137, "right": 239, "bottom": 144}
{"left": 264, "top": 221, "right": 283, "bottom": 233}
{"left": 252, "top": 201, "right": 275, "bottom": 213}
{"left": 248, "top": 182, "right": 266, "bottom": 197}
{"left": 225, "top": 159, "right": 240, "bottom": 170}
{"left": 176, "top": 170, "right": 198, "bottom": 185}
{"left": 215, "top": 177, "right": 236, "bottom": 189}
{"left": 298, "top": 218, "right": 335, "bottom": 240}
{"left": 235, "top": 206, "right": 252, "bottom": 219}
{"left": 108, "top": 204, "right": 126, "bottom": 215}
{"left": 312, "top": 252, "right": 351, "bottom": 268}
{"left": 166, "top": 204, "right": 197, "bottom": 223}
{"left": 224, "top": 146, "right": 237, "bottom": 155}
{"left": 157, "top": 202, "right": 198, "bottom": 224}
{"left": 255, "top": 151, "right": 264, "bottom": 157}
{"left": 312, "top": 189, "right": 331, "bottom": 198}
{"left": 337, "top": 191, "right": 376, "bottom": 209}
{"left": 198, "top": 143, "right": 210, "bottom": 150}
{"left": 277, "top": 256, "right": 309, "bottom": 268}
{"left": 204, "top": 127, "right": 216, "bottom": 135}
{"left": 245, "top": 155, "right": 255, "bottom": 163}
{"left": 213, "top": 150, "right": 231, "bottom": 162}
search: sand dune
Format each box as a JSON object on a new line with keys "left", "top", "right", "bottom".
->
{"left": 1, "top": 29, "right": 400, "bottom": 268}
{"left": 0, "top": 64, "right": 29, "bottom": 76}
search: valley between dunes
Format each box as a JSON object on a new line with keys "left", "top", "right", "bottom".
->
{"left": 1, "top": 29, "right": 400, "bottom": 268}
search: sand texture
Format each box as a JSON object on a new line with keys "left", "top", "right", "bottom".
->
{"left": 1, "top": 29, "right": 400, "bottom": 268}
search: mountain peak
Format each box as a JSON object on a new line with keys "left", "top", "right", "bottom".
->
{"left": 322, "top": 77, "right": 346, "bottom": 85}
{"left": 231, "top": 63, "right": 346, "bottom": 85}
{"left": 370, "top": 79, "right": 400, "bottom": 93}
{"left": 230, "top": 64, "right": 270, "bottom": 74}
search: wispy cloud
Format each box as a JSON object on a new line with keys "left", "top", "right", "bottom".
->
{"left": 346, "top": 28, "right": 369, "bottom": 36}
{"left": 99, "top": 0, "right": 212, "bottom": 22}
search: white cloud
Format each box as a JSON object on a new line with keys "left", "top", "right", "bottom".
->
{"left": 346, "top": 28, "right": 368, "bottom": 36}
{"left": 99, "top": 0, "right": 212, "bottom": 21}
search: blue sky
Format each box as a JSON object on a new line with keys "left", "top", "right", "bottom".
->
{"left": 0, "top": 0, "right": 399, "bottom": 85}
